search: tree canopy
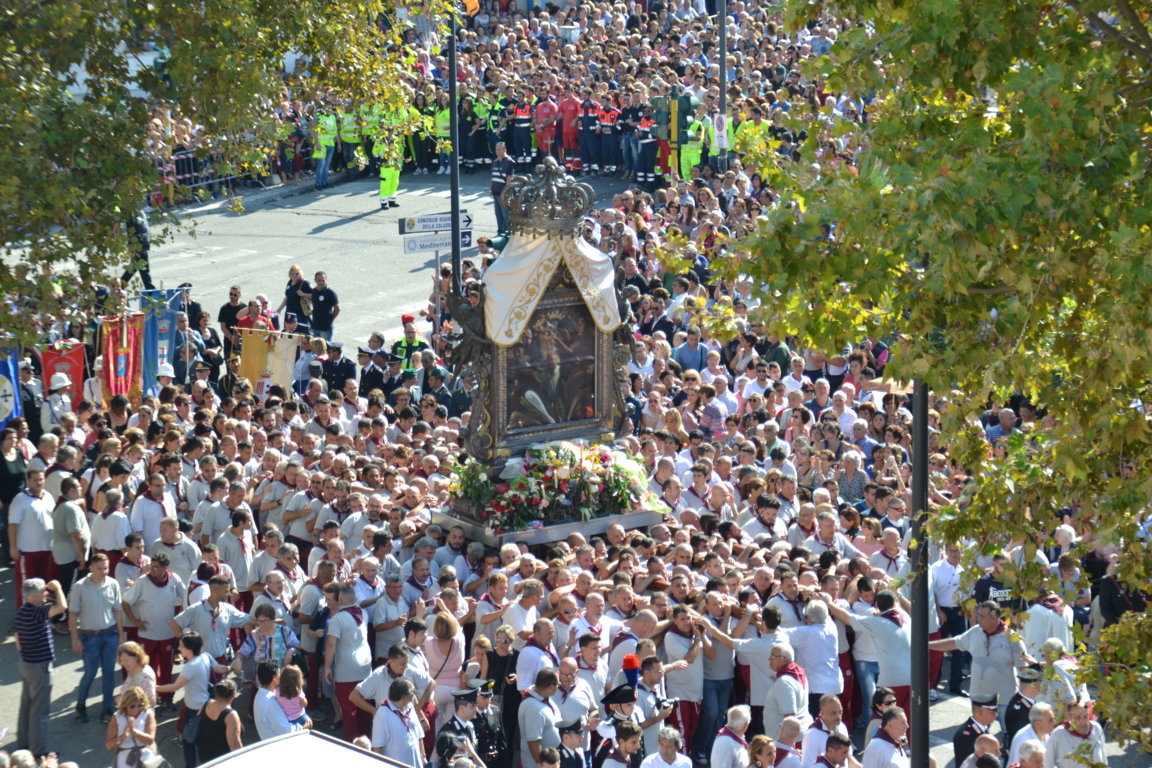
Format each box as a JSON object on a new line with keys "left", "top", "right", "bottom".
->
{"left": 733, "top": 0, "right": 1152, "bottom": 747}
{"left": 1, "top": 0, "right": 442, "bottom": 338}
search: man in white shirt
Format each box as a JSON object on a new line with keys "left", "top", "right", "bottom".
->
{"left": 661, "top": 605, "right": 707, "bottom": 755}
{"left": 371, "top": 677, "right": 425, "bottom": 765}
{"left": 640, "top": 727, "right": 693, "bottom": 768}
{"left": 551, "top": 658, "right": 598, "bottom": 739}
{"left": 254, "top": 660, "right": 303, "bottom": 740}
{"left": 800, "top": 695, "right": 854, "bottom": 768}
{"left": 505, "top": 579, "right": 544, "bottom": 650}
{"left": 709, "top": 705, "right": 751, "bottom": 768}
{"left": 860, "top": 706, "right": 909, "bottom": 768}
{"left": 1043, "top": 700, "right": 1106, "bottom": 768}
{"left": 517, "top": 619, "right": 561, "bottom": 692}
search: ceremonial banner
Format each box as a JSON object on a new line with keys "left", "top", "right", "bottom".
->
{"left": 238, "top": 328, "right": 298, "bottom": 401}
{"left": 0, "top": 348, "right": 22, "bottom": 429}
{"left": 140, "top": 288, "right": 182, "bottom": 393}
{"left": 38, "top": 340, "right": 86, "bottom": 405}
{"left": 101, "top": 313, "right": 145, "bottom": 407}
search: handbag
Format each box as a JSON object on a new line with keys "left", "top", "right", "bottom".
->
{"left": 181, "top": 706, "right": 204, "bottom": 745}
{"left": 299, "top": 295, "right": 313, "bottom": 318}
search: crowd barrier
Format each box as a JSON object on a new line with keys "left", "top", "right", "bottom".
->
{"left": 151, "top": 149, "right": 269, "bottom": 206}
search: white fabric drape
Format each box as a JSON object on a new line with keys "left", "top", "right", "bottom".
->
{"left": 484, "top": 233, "right": 621, "bottom": 346}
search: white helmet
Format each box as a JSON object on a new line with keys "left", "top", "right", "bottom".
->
{"left": 49, "top": 372, "right": 72, "bottom": 391}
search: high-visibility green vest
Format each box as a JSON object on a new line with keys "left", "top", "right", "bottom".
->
{"left": 434, "top": 107, "right": 451, "bottom": 138}
{"left": 683, "top": 120, "right": 703, "bottom": 152}
{"left": 317, "top": 114, "right": 338, "bottom": 147}
{"left": 359, "top": 104, "right": 381, "bottom": 139}
{"left": 339, "top": 110, "right": 360, "bottom": 142}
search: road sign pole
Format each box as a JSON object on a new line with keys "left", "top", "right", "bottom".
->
{"left": 434, "top": 249, "right": 442, "bottom": 338}
{"left": 449, "top": 9, "right": 462, "bottom": 298}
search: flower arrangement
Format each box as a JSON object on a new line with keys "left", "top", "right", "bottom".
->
{"left": 448, "top": 441, "right": 662, "bottom": 534}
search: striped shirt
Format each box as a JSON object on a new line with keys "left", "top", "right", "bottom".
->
{"left": 15, "top": 603, "right": 54, "bottom": 663}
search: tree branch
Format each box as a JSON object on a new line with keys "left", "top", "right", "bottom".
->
{"left": 1066, "top": 0, "right": 1152, "bottom": 61}
{"left": 1117, "top": 77, "right": 1152, "bottom": 96}
{"left": 1115, "top": 0, "right": 1152, "bottom": 55}
{"left": 966, "top": 284, "right": 1021, "bottom": 296}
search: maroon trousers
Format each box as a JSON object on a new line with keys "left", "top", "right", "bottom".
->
{"left": 140, "top": 637, "right": 177, "bottom": 702}
{"left": 15, "top": 550, "right": 56, "bottom": 608}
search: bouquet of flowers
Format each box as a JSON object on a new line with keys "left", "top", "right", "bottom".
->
{"left": 450, "top": 441, "right": 661, "bottom": 534}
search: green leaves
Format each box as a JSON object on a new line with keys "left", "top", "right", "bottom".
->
{"left": 750, "top": 0, "right": 1152, "bottom": 745}
{"left": 0, "top": 0, "right": 452, "bottom": 341}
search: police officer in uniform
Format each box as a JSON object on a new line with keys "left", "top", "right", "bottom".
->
{"left": 953, "top": 693, "right": 999, "bottom": 768}
{"left": 578, "top": 88, "right": 601, "bottom": 176}
{"left": 321, "top": 341, "right": 356, "bottom": 394}
{"left": 1004, "top": 665, "right": 1043, "bottom": 748}
{"left": 558, "top": 718, "right": 587, "bottom": 768}
{"left": 437, "top": 687, "right": 485, "bottom": 768}
{"left": 472, "top": 680, "right": 509, "bottom": 768}
{"left": 595, "top": 685, "right": 644, "bottom": 768}
{"left": 358, "top": 347, "right": 386, "bottom": 397}
{"left": 218, "top": 353, "right": 243, "bottom": 399}
{"left": 491, "top": 142, "right": 516, "bottom": 236}
{"left": 376, "top": 350, "right": 407, "bottom": 402}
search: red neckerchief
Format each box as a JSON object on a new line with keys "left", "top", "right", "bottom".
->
{"left": 1039, "top": 595, "right": 1065, "bottom": 613}
{"left": 666, "top": 623, "right": 693, "bottom": 639}
{"left": 147, "top": 571, "right": 171, "bottom": 588}
{"left": 100, "top": 505, "right": 122, "bottom": 520}
{"left": 687, "top": 486, "right": 708, "bottom": 502}
{"left": 815, "top": 757, "right": 838, "bottom": 768}
{"left": 878, "top": 549, "right": 903, "bottom": 569}
{"left": 275, "top": 563, "right": 297, "bottom": 580}
{"left": 342, "top": 605, "right": 365, "bottom": 625}
{"left": 204, "top": 600, "right": 222, "bottom": 631}
{"left": 263, "top": 588, "right": 290, "bottom": 611}
{"left": 360, "top": 573, "right": 380, "bottom": 590}
{"left": 773, "top": 747, "right": 790, "bottom": 766}
{"left": 777, "top": 662, "right": 807, "bottom": 687}
{"left": 585, "top": 618, "right": 603, "bottom": 635}
{"left": 45, "top": 463, "right": 69, "bottom": 476}
{"left": 577, "top": 656, "right": 599, "bottom": 671}
{"left": 529, "top": 688, "right": 558, "bottom": 714}
{"left": 407, "top": 574, "right": 431, "bottom": 591}
{"left": 775, "top": 595, "right": 804, "bottom": 622}
{"left": 139, "top": 488, "right": 161, "bottom": 504}
{"left": 557, "top": 684, "right": 573, "bottom": 703}
{"left": 610, "top": 630, "right": 638, "bottom": 652}
{"left": 387, "top": 702, "right": 413, "bottom": 730}
{"left": 812, "top": 717, "right": 834, "bottom": 734}
{"left": 874, "top": 727, "right": 906, "bottom": 754}
{"left": 983, "top": 620, "right": 1007, "bottom": 640}
{"left": 235, "top": 532, "right": 247, "bottom": 555}
{"left": 525, "top": 637, "right": 559, "bottom": 666}
{"left": 162, "top": 537, "right": 178, "bottom": 549}
{"left": 879, "top": 609, "right": 905, "bottom": 628}
{"left": 573, "top": 590, "right": 589, "bottom": 604}
{"left": 1061, "top": 721, "right": 1092, "bottom": 740}
{"left": 606, "top": 749, "right": 629, "bottom": 765}
{"left": 480, "top": 592, "right": 503, "bottom": 608}
{"left": 795, "top": 522, "right": 815, "bottom": 537}
{"left": 717, "top": 726, "right": 748, "bottom": 747}
{"left": 22, "top": 489, "right": 44, "bottom": 501}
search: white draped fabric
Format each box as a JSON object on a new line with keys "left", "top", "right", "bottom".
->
{"left": 483, "top": 233, "right": 622, "bottom": 346}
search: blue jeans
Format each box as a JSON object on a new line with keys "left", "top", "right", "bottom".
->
{"left": 939, "top": 606, "right": 970, "bottom": 691}
{"left": 699, "top": 677, "right": 734, "bottom": 758}
{"left": 77, "top": 630, "right": 119, "bottom": 714}
{"left": 315, "top": 144, "right": 335, "bottom": 186}
{"left": 622, "top": 134, "right": 640, "bottom": 174}
{"left": 854, "top": 660, "right": 879, "bottom": 725}
{"left": 313, "top": 327, "right": 333, "bottom": 342}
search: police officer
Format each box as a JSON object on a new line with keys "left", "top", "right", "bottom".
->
{"left": 596, "top": 685, "right": 645, "bottom": 768}
{"left": 313, "top": 105, "right": 339, "bottom": 189}
{"left": 436, "top": 688, "right": 485, "bottom": 768}
{"left": 558, "top": 718, "right": 587, "bottom": 768}
{"left": 472, "top": 680, "right": 509, "bottom": 768}
{"left": 491, "top": 142, "right": 515, "bottom": 236}
{"left": 376, "top": 350, "right": 407, "bottom": 402}
{"left": 339, "top": 102, "right": 361, "bottom": 176}
{"left": 953, "top": 693, "right": 1000, "bottom": 768}
{"left": 321, "top": 341, "right": 356, "bottom": 394}
{"left": 1004, "top": 666, "right": 1043, "bottom": 748}
{"left": 358, "top": 347, "right": 386, "bottom": 398}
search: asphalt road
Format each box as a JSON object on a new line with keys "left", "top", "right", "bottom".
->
{"left": 142, "top": 168, "right": 628, "bottom": 348}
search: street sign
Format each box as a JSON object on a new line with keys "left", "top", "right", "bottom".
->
{"left": 398, "top": 210, "right": 472, "bottom": 234}
{"left": 402, "top": 230, "right": 473, "bottom": 254}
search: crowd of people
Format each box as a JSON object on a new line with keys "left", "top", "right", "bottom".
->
{"left": 4, "top": 2, "right": 1145, "bottom": 768}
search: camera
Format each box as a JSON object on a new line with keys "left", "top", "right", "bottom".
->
{"left": 656, "top": 697, "right": 680, "bottom": 711}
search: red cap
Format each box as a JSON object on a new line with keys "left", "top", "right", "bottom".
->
{"left": 622, "top": 654, "right": 640, "bottom": 670}
{"left": 401, "top": 314, "right": 416, "bottom": 324}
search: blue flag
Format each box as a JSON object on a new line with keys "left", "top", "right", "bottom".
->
{"left": 0, "top": 348, "right": 22, "bottom": 429}
{"left": 140, "top": 289, "right": 182, "bottom": 393}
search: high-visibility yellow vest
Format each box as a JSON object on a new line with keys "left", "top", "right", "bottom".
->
{"left": 683, "top": 120, "right": 703, "bottom": 152}
{"left": 434, "top": 107, "right": 452, "bottom": 138}
{"left": 339, "top": 110, "right": 360, "bottom": 142}
{"left": 317, "top": 114, "right": 338, "bottom": 147}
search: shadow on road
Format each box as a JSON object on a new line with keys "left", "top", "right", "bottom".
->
{"left": 308, "top": 208, "right": 381, "bottom": 235}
